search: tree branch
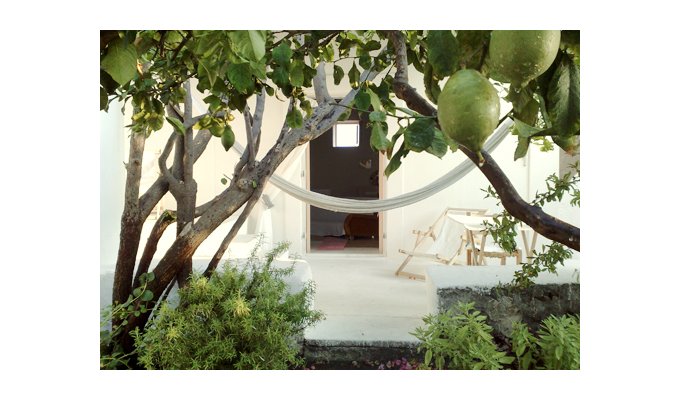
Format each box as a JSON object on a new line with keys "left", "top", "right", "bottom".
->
{"left": 203, "top": 184, "right": 265, "bottom": 279}
{"left": 134, "top": 210, "right": 177, "bottom": 284}
{"left": 386, "top": 30, "right": 579, "bottom": 251}
{"left": 244, "top": 106, "right": 257, "bottom": 168}
{"left": 313, "top": 62, "right": 333, "bottom": 105}
{"left": 462, "top": 147, "right": 579, "bottom": 251}
{"left": 112, "top": 130, "right": 146, "bottom": 306}
{"left": 387, "top": 31, "right": 437, "bottom": 116}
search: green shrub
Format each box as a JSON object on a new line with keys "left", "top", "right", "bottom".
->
{"left": 134, "top": 243, "right": 323, "bottom": 370}
{"left": 412, "top": 302, "right": 514, "bottom": 370}
{"left": 100, "top": 272, "right": 156, "bottom": 369}
{"left": 511, "top": 314, "right": 580, "bottom": 370}
{"left": 510, "top": 321, "right": 539, "bottom": 370}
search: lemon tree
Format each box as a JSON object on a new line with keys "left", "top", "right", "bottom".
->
{"left": 101, "top": 30, "right": 579, "bottom": 363}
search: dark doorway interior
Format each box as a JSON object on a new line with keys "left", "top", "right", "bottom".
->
{"left": 309, "top": 109, "right": 380, "bottom": 253}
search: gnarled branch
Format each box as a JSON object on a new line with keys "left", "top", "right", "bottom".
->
{"left": 387, "top": 30, "right": 579, "bottom": 251}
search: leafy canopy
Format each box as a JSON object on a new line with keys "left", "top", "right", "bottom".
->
{"left": 100, "top": 30, "right": 579, "bottom": 176}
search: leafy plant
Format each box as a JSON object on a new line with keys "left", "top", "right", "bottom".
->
{"left": 482, "top": 163, "right": 579, "bottom": 287}
{"left": 511, "top": 314, "right": 580, "bottom": 370}
{"left": 133, "top": 242, "right": 323, "bottom": 369}
{"left": 100, "top": 272, "right": 156, "bottom": 369}
{"left": 537, "top": 314, "right": 580, "bottom": 369}
{"left": 412, "top": 302, "right": 513, "bottom": 370}
{"left": 510, "top": 321, "right": 539, "bottom": 370}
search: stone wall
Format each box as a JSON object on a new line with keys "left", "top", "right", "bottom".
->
{"left": 426, "top": 263, "right": 580, "bottom": 338}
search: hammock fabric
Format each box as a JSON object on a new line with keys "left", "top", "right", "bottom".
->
{"left": 232, "top": 118, "right": 515, "bottom": 214}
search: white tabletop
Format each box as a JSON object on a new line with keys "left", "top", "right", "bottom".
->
{"left": 446, "top": 213, "right": 493, "bottom": 231}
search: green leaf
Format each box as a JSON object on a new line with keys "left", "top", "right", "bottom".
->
{"left": 363, "top": 40, "right": 381, "bottom": 52}
{"left": 515, "top": 96, "right": 540, "bottom": 127}
{"left": 272, "top": 42, "right": 293, "bottom": 67}
{"left": 354, "top": 90, "right": 371, "bottom": 112}
{"left": 404, "top": 118, "right": 435, "bottom": 152}
{"left": 132, "top": 288, "right": 142, "bottom": 298}
{"left": 513, "top": 119, "right": 545, "bottom": 138}
{"left": 297, "top": 100, "right": 311, "bottom": 119}
{"left": 286, "top": 107, "right": 304, "bottom": 129}
{"left": 101, "top": 38, "right": 138, "bottom": 86}
{"left": 348, "top": 62, "right": 360, "bottom": 88}
{"left": 289, "top": 60, "right": 305, "bottom": 87}
{"left": 141, "top": 290, "right": 154, "bottom": 302}
{"left": 221, "top": 124, "right": 235, "bottom": 151}
{"left": 547, "top": 55, "right": 580, "bottom": 137}
{"left": 370, "top": 122, "right": 390, "bottom": 152}
{"left": 100, "top": 87, "right": 108, "bottom": 111}
{"left": 369, "top": 111, "right": 386, "bottom": 123}
{"left": 203, "top": 94, "right": 224, "bottom": 113}
{"left": 385, "top": 144, "right": 408, "bottom": 178}
{"left": 322, "top": 44, "right": 334, "bottom": 61}
{"left": 514, "top": 135, "right": 530, "bottom": 161}
{"left": 249, "top": 60, "right": 267, "bottom": 81}
{"left": 197, "top": 59, "right": 217, "bottom": 89}
{"left": 227, "top": 63, "right": 255, "bottom": 94}
{"left": 333, "top": 64, "right": 344, "bottom": 85}
{"left": 366, "top": 87, "right": 383, "bottom": 113}
{"left": 227, "top": 30, "right": 267, "bottom": 62}
{"left": 165, "top": 116, "right": 185, "bottom": 133}
{"left": 426, "top": 30, "right": 459, "bottom": 78}
{"left": 358, "top": 53, "right": 371, "bottom": 70}
{"left": 426, "top": 128, "right": 449, "bottom": 158}
{"left": 456, "top": 30, "right": 490, "bottom": 70}
{"left": 423, "top": 63, "right": 441, "bottom": 104}
{"left": 271, "top": 66, "right": 290, "bottom": 88}
{"left": 337, "top": 108, "right": 351, "bottom": 121}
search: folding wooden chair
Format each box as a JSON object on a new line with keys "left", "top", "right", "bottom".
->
{"left": 395, "top": 207, "right": 487, "bottom": 280}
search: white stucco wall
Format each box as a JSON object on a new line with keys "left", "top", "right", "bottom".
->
{"left": 100, "top": 100, "right": 125, "bottom": 268}
{"left": 100, "top": 49, "right": 580, "bottom": 269}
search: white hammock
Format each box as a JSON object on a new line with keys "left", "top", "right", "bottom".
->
{"left": 233, "top": 117, "right": 515, "bottom": 214}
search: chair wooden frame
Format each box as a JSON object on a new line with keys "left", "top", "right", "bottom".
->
{"left": 395, "top": 207, "right": 487, "bottom": 280}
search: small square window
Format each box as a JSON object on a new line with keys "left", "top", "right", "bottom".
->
{"left": 333, "top": 122, "right": 360, "bottom": 147}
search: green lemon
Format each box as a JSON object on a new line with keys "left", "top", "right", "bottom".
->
{"left": 221, "top": 124, "right": 235, "bottom": 151}
{"left": 488, "top": 30, "right": 561, "bottom": 86}
{"left": 437, "top": 69, "right": 500, "bottom": 156}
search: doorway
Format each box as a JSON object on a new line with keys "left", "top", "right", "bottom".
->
{"left": 306, "top": 109, "right": 384, "bottom": 254}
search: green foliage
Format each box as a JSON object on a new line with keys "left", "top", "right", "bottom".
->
{"left": 412, "top": 302, "right": 514, "bottom": 370}
{"left": 403, "top": 117, "right": 435, "bottom": 152}
{"left": 100, "top": 37, "right": 139, "bottom": 86}
{"left": 547, "top": 54, "right": 580, "bottom": 137}
{"left": 134, "top": 243, "right": 323, "bottom": 370}
{"left": 100, "top": 272, "right": 156, "bottom": 369}
{"left": 510, "top": 321, "right": 538, "bottom": 369}
{"left": 482, "top": 163, "right": 579, "bottom": 287}
{"left": 425, "top": 30, "right": 459, "bottom": 79}
{"left": 537, "top": 314, "right": 580, "bottom": 369}
{"left": 413, "top": 303, "right": 579, "bottom": 370}
{"left": 512, "top": 242, "right": 573, "bottom": 288}
{"left": 505, "top": 37, "right": 580, "bottom": 160}
{"left": 511, "top": 315, "right": 580, "bottom": 370}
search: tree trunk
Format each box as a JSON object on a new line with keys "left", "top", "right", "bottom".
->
{"left": 116, "top": 67, "right": 372, "bottom": 354}
{"left": 112, "top": 130, "right": 146, "bottom": 306}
